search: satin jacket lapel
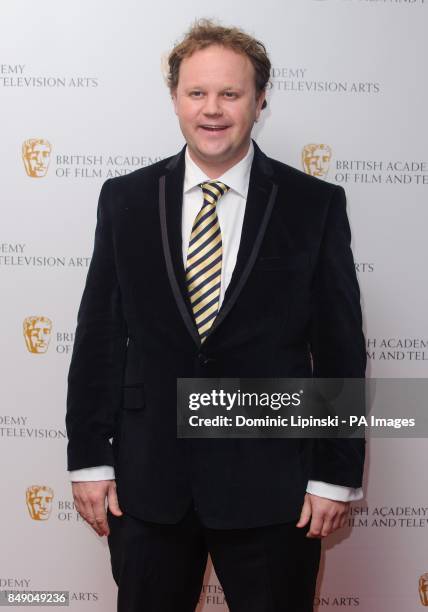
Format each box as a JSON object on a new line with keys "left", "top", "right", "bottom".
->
{"left": 159, "top": 146, "right": 201, "bottom": 346}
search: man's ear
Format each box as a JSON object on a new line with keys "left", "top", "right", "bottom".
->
{"left": 255, "top": 90, "right": 266, "bottom": 120}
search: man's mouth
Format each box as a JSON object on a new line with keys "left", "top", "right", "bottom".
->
{"left": 200, "top": 125, "right": 229, "bottom": 132}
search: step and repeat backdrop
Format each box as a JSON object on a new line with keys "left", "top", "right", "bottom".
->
{"left": 1, "top": 0, "right": 427, "bottom": 610}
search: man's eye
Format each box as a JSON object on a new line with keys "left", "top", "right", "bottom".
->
{"left": 224, "top": 92, "right": 237, "bottom": 98}
{"left": 190, "top": 91, "right": 203, "bottom": 97}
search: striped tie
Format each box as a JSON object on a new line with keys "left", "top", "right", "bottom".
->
{"left": 185, "top": 181, "right": 230, "bottom": 343}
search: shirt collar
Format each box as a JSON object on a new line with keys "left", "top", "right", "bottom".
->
{"left": 183, "top": 140, "right": 254, "bottom": 199}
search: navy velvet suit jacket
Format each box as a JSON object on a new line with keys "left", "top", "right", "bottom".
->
{"left": 66, "top": 140, "right": 366, "bottom": 528}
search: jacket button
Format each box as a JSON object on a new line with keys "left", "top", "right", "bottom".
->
{"left": 198, "top": 353, "right": 208, "bottom": 366}
{"left": 198, "top": 353, "right": 216, "bottom": 366}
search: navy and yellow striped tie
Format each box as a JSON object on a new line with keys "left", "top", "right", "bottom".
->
{"left": 185, "top": 181, "right": 230, "bottom": 342}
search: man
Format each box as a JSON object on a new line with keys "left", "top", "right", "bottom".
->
{"left": 66, "top": 19, "right": 366, "bottom": 612}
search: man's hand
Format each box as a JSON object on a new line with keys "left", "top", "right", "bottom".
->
{"left": 296, "top": 493, "right": 349, "bottom": 538}
{"left": 72, "top": 480, "right": 122, "bottom": 537}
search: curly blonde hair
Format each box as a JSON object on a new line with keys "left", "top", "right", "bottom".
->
{"left": 167, "top": 19, "right": 270, "bottom": 109}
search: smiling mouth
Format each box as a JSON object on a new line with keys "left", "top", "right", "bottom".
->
{"left": 200, "top": 125, "right": 229, "bottom": 132}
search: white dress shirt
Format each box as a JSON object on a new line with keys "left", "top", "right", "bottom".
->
{"left": 69, "top": 141, "right": 363, "bottom": 503}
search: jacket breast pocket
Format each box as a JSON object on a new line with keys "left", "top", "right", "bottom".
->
{"left": 121, "top": 385, "right": 145, "bottom": 411}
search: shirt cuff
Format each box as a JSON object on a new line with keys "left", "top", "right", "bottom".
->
{"left": 306, "top": 480, "right": 363, "bottom": 502}
{"left": 69, "top": 465, "right": 115, "bottom": 482}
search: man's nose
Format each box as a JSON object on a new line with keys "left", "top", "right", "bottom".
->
{"left": 202, "top": 94, "right": 222, "bottom": 116}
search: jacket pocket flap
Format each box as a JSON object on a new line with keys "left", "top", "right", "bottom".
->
{"left": 121, "top": 385, "right": 145, "bottom": 411}
{"left": 254, "top": 251, "right": 310, "bottom": 271}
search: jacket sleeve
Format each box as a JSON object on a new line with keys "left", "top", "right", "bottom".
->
{"left": 308, "top": 185, "right": 366, "bottom": 488}
{"left": 66, "top": 179, "right": 128, "bottom": 470}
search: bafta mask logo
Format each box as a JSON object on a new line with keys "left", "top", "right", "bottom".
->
{"left": 26, "top": 485, "right": 54, "bottom": 521}
{"left": 419, "top": 573, "right": 428, "bottom": 606}
{"left": 23, "top": 316, "right": 52, "bottom": 354}
{"left": 22, "top": 138, "right": 52, "bottom": 178}
{"left": 302, "top": 144, "right": 332, "bottom": 178}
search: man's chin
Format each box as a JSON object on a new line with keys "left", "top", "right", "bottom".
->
{"left": 189, "top": 142, "right": 233, "bottom": 164}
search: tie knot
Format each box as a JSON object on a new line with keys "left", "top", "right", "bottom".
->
{"left": 200, "top": 181, "right": 230, "bottom": 203}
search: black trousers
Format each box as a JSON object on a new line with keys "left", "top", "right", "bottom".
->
{"left": 107, "top": 504, "right": 321, "bottom": 612}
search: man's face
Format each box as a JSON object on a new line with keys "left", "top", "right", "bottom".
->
{"left": 172, "top": 45, "right": 265, "bottom": 175}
